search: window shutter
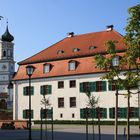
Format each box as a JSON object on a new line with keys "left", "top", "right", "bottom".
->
{"left": 91, "top": 108, "right": 97, "bottom": 118}
{"left": 48, "top": 85, "right": 52, "bottom": 94}
{"left": 47, "top": 109, "right": 52, "bottom": 118}
{"left": 40, "top": 86, "right": 44, "bottom": 95}
{"left": 90, "top": 82, "right": 96, "bottom": 92}
{"left": 23, "top": 87, "right": 26, "bottom": 95}
{"left": 80, "top": 109, "right": 84, "bottom": 118}
{"left": 108, "top": 82, "right": 112, "bottom": 91}
{"left": 80, "top": 83, "right": 84, "bottom": 92}
{"left": 31, "top": 110, "right": 33, "bottom": 119}
{"left": 102, "top": 108, "right": 107, "bottom": 118}
{"left": 102, "top": 81, "right": 106, "bottom": 91}
{"left": 30, "top": 87, "right": 34, "bottom": 95}
{"left": 109, "top": 108, "right": 114, "bottom": 118}
{"left": 23, "top": 110, "right": 26, "bottom": 119}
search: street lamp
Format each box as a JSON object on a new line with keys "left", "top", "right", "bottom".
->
{"left": 26, "top": 65, "right": 35, "bottom": 140}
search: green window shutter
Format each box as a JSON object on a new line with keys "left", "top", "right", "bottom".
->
{"left": 109, "top": 82, "right": 112, "bottom": 91}
{"left": 102, "top": 81, "right": 106, "bottom": 91}
{"left": 80, "top": 83, "right": 84, "bottom": 93}
{"left": 109, "top": 108, "right": 114, "bottom": 118}
{"left": 102, "top": 108, "right": 107, "bottom": 118}
{"left": 23, "top": 87, "right": 26, "bottom": 95}
{"left": 90, "top": 82, "right": 96, "bottom": 92}
{"left": 30, "top": 87, "right": 34, "bottom": 95}
{"left": 47, "top": 109, "right": 52, "bottom": 118}
{"left": 109, "top": 108, "right": 112, "bottom": 118}
{"left": 91, "top": 108, "right": 97, "bottom": 118}
{"left": 23, "top": 110, "right": 26, "bottom": 119}
{"left": 80, "top": 109, "right": 84, "bottom": 118}
{"left": 48, "top": 85, "right": 52, "bottom": 94}
{"left": 31, "top": 110, "right": 34, "bottom": 119}
{"left": 40, "top": 86, "right": 44, "bottom": 95}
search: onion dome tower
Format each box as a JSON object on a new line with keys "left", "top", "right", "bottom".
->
{"left": 0, "top": 21, "right": 15, "bottom": 110}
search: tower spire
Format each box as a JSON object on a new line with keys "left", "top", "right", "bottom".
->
{"left": 1, "top": 21, "right": 14, "bottom": 42}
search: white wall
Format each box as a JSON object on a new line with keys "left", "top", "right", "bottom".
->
{"left": 13, "top": 73, "right": 138, "bottom": 121}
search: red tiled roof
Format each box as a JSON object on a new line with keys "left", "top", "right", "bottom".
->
{"left": 19, "top": 30, "right": 126, "bottom": 65}
{"left": 13, "top": 30, "right": 126, "bottom": 81}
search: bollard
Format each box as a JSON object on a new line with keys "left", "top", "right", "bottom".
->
{"left": 124, "top": 127, "right": 126, "bottom": 136}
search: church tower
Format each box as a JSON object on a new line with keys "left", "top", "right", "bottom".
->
{"left": 0, "top": 23, "right": 15, "bottom": 110}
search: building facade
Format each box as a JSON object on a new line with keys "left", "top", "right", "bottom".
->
{"left": 0, "top": 25, "right": 15, "bottom": 110}
{"left": 13, "top": 27, "right": 139, "bottom": 121}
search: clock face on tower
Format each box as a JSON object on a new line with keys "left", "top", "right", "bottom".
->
{"left": 2, "top": 65, "right": 7, "bottom": 70}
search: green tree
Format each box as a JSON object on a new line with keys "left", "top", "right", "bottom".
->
{"left": 94, "top": 4, "right": 140, "bottom": 140}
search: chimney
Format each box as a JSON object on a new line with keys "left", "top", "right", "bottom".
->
{"left": 106, "top": 25, "right": 114, "bottom": 31}
{"left": 67, "top": 32, "right": 74, "bottom": 37}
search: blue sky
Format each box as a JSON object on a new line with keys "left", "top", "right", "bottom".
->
{"left": 0, "top": 0, "right": 139, "bottom": 68}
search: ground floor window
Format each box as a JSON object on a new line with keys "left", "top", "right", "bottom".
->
{"left": 23, "top": 109, "right": 34, "bottom": 119}
{"left": 109, "top": 107, "right": 139, "bottom": 118}
{"left": 80, "top": 107, "right": 107, "bottom": 119}
{"left": 40, "top": 109, "right": 52, "bottom": 119}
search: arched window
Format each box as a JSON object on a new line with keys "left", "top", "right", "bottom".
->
{"left": 3, "top": 50, "right": 6, "bottom": 57}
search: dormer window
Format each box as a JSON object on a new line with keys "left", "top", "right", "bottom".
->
{"left": 57, "top": 50, "right": 64, "bottom": 54}
{"left": 73, "top": 48, "right": 80, "bottom": 52}
{"left": 112, "top": 56, "right": 120, "bottom": 67}
{"left": 89, "top": 46, "right": 97, "bottom": 50}
{"left": 43, "top": 63, "right": 51, "bottom": 73}
{"left": 68, "top": 60, "right": 78, "bottom": 71}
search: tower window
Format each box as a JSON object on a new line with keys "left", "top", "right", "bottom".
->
{"left": 3, "top": 50, "right": 6, "bottom": 57}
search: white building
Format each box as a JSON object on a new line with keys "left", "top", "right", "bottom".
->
{"left": 0, "top": 24, "right": 15, "bottom": 110}
{"left": 13, "top": 27, "right": 139, "bottom": 121}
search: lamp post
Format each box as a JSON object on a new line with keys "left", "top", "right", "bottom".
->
{"left": 26, "top": 65, "right": 35, "bottom": 140}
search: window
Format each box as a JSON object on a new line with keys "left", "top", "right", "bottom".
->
{"left": 60, "top": 113, "right": 63, "bottom": 118}
{"left": 70, "top": 97, "right": 76, "bottom": 108}
{"left": 68, "top": 61, "right": 77, "bottom": 71}
{"left": 73, "top": 48, "right": 80, "bottom": 52}
{"left": 96, "top": 81, "right": 106, "bottom": 92}
{"left": 72, "top": 113, "right": 75, "bottom": 118}
{"left": 44, "top": 64, "right": 51, "bottom": 73}
{"left": 69, "top": 80, "right": 76, "bottom": 88}
{"left": 109, "top": 107, "right": 127, "bottom": 118}
{"left": 129, "top": 107, "right": 139, "bottom": 118}
{"left": 23, "top": 109, "right": 33, "bottom": 119}
{"left": 23, "top": 86, "right": 34, "bottom": 96}
{"left": 80, "top": 81, "right": 106, "bottom": 92}
{"left": 57, "top": 50, "right": 64, "bottom": 54}
{"left": 58, "top": 98, "right": 64, "bottom": 108}
{"left": 40, "top": 85, "right": 52, "bottom": 95}
{"left": 58, "top": 81, "right": 64, "bottom": 89}
{"left": 3, "top": 50, "right": 6, "bottom": 57}
{"left": 89, "top": 46, "right": 97, "bottom": 50}
{"left": 108, "top": 81, "right": 124, "bottom": 91}
{"left": 40, "top": 109, "right": 52, "bottom": 119}
{"left": 80, "top": 108, "right": 107, "bottom": 119}
{"left": 112, "top": 56, "right": 119, "bottom": 67}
